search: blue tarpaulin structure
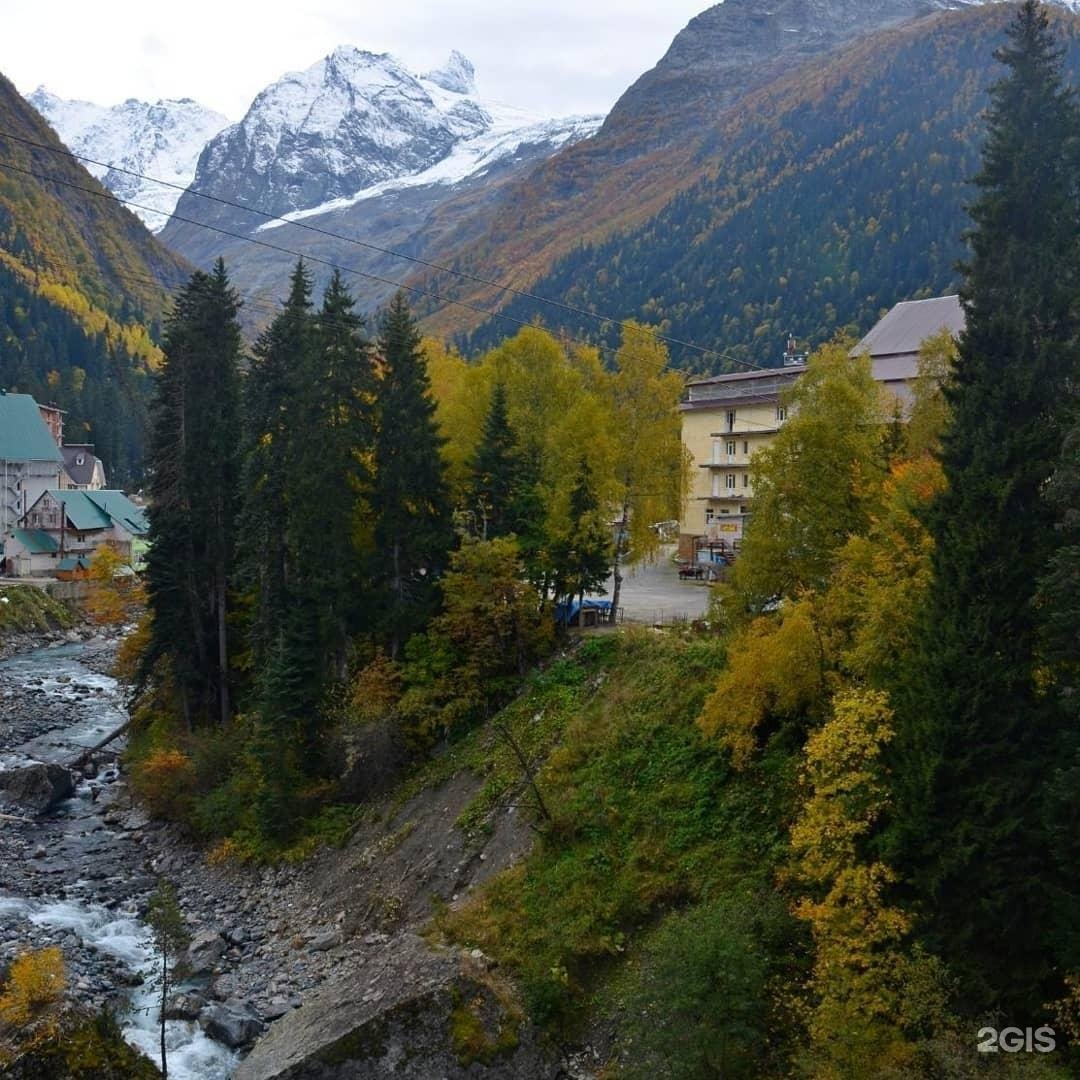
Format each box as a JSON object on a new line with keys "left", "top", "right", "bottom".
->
{"left": 554, "top": 597, "right": 613, "bottom": 626}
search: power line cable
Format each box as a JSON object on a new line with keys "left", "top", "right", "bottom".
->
{"left": 0, "top": 128, "right": 762, "bottom": 373}
{"left": 0, "top": 154, "right": 749, "bottom": 378}
{"left": 0, "top": 156, "right": 577, "bottom": 341}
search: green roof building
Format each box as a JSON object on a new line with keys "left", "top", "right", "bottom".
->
{"left": 0, "top": 392, "right": 65, "bottom": 536}
{"left": 4, "top": 488, "right": 148, "bottom": 579}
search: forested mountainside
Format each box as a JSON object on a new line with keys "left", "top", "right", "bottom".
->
{"left": 458, "top": 4, "right": 1080, "bottom": 369}
{"left": 410, "top": 0, "right": 967, "bottom": 338}
{"left": 0, "top": 72, "right": 189, "bottom": 485}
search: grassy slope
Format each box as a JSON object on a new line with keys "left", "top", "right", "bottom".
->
{"left": 0, "top": 586, "right": 74, "bottom": 637}
{"left": 420, "top": 630, "right": 801, "bottom": 1036}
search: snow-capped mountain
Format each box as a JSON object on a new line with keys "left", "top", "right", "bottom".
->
{"left": 172, "top": 46, "right": 601, "bottom": 231}
{"left": 26, "top": 88, "right": 229, "bottom": 232}
{"left": 256, "top": 101, "right": 601, "bottom": 234}
{"left": 152, "top": 47, "right": 602, "bottom": 323}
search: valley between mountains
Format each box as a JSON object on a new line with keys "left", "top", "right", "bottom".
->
{"left": 3, "top": 1, "right": 1080, "bottom": 1077}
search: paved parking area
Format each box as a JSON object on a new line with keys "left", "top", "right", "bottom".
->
{"left": 600, "top": 545, "right": 712, "bottom": 624}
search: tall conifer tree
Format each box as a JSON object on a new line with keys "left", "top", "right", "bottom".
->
{"left": 239, "top": 262, "right": 314, "bottom": 673}
{"left": 466, "top": 382, "right": 518, "bottom": 539}
{"left": 285, "top": 270, "right": 375, "bottom": 693}
{"left": 144, "top": 260, "right": 242, "bottom": 726}
{"left": 371, "top": 293, "right": 453, "bottom": 656}
{"left": 890, "top": 1, "right": 1080, "bottom": 1015}
{"left": 550, "top": 456, "right": 612, "bottom": 607}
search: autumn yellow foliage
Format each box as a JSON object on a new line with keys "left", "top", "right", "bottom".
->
{"left": 131, "top": 747, "right": 196, "bottom": 820}
{"left": 85, "top": 545, "right": 144, "bottom": 627}
{"left": 347, "top": 651, "right": 404, "bottom": 727}
{"left": 113, "top": 612, "right": 153, "bottom": 683}
{"left": 788, "top": 689, "right": 938, "bottom": 1074}
{"left": 424, "top": 323, "right": 687, "bottom": 562}
{"left": 697, "top": 598, "right": 828, "bottom": 767}
{"left": 0, "top": 254, "right": 163, "bottom": 369}
{"left": 0, "top": 947, "right": 66, "bottom": 1029}
{"left": 829, "top": 458, "right": 945, "bottom": 683}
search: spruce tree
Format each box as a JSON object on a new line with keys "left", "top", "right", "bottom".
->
{"left": 1038, "top": 414, "right": 1080, "bottom": 970}
{"left": 285, "top": 270, "right": 375, "bottom": 693}
{"left": 144, "top": 260, "right": 242, "bottom": 726}
{"left": 550, "top": 456, "right": 612, "bottom": 608}
{"left": 371, "top": 293, "right": 454, "bottom": 656}
{"left": 889, "top": 1, "right": 1080, "bottom": 1016}
{"left": 239, "top": 262, "right": 314, "bottom": 673}
{"left": 466, "top": 382, "right": 518, "bottom": 539}
{"left": 1040, "top": 417, "right": 1080, "bottom": 687}
{"left": 507, "top": 453, "right": 549, "bottom": 595}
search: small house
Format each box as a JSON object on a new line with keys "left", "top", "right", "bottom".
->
{"left": 61, "top": 444, "right": 107, "bottom": 490}
{"left": 0, "top": 392, "right": 65, "bottom": 536}
{"left": 55, "top": 555, "right": 91, "bottom": 581}
{"left": 4, "top": 489, "right": 148, "bottom": 577}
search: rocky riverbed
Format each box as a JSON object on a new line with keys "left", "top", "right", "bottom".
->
{"left": 0, "top": 629, "right": 587, "bottom": 1078}
{"left": 0, "top": 630, "right": 240, "bottom": 1076}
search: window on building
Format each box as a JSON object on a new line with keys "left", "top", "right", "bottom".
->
{"left": 705, "top": 507, "right": 715, "bottom": 524}
{"left": 743, "top": 474, "right": 750, "bottom": 488}
{"left": 726, "top": 473, "right": 736, "bottom": 491}
{"left": 743, "top": 440, "right": 749, "bottom": 454}
{"left": 726, "top": 439, "right": 736, "bottom": 457}
{"left": 711, "top": 473, "right": 721, "bottom": 497}
{"left": 711, "top": 438, "right": 722, "bottom": 464}
{"left": 726, "top": 409, "right": 736, "bottom": 431}
{"left": 776, "top": 405, "right": 788, "bottom": 423}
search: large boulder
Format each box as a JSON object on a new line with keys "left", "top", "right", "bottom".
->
{"left": 0, "top": 763, "right": 74, "bottom": 813}
{"left": 163, "top": 991, "right": 207, "bottom": 1022}
{"left": 199, "top": 1000, "right": 263, "bottom": 1048}
{"left": 233, "top": 935, "right": 553, "bottom": 1079}
{"left": 185, "top": 929, "right": 228, "bottom": 975}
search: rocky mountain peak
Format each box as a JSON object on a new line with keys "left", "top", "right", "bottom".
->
{"left": 164, "top": 45, "right": 598, "bottom": 235}
{"left": 25, "top": 87, "right": 229, "bottom": 232}
{"left": 424, "top": 50, "right": 477, "bottom": 95}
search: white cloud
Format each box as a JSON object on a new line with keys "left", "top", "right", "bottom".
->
{"left": 2, "top": 0, "right": 713, "bottom": 119}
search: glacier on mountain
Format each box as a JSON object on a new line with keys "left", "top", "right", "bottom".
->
{"left": 187, "top": 46, "right": 602, "bottom": 229}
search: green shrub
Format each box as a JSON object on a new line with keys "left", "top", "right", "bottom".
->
{"left": 613, "top": 894, "right": 786, "bottom": 1079}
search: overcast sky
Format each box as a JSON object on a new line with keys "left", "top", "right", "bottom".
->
{"left": 3, "top": 0, "right": 713, "bottom": 120}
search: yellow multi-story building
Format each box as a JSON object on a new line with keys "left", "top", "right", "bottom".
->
{"left": 678, "top": 295, "right": 964, "bottom": 558}
{"left": 679, "top": 365, "right": 804, "bottom": 556}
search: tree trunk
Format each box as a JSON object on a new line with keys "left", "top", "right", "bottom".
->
{"left": 493, "top": 719, "right": 552, "bottom": 824}
{"left": 608, "top": 499, "right": 630, "bottom": 625}
{"left": 390, "top": 538, "right": 402, "bottom": 659}
{"left": 160, "top": 950, "right": 168, "bottom": 1078}
{"left": 216, "top": 554, "right": 230, "bottom": 726}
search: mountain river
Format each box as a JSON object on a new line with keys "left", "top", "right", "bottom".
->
{"left": 0, "top": 640, "right": 236, "bottom": 1078}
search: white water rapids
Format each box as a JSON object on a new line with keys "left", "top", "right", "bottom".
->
{"left": 0, "top": 642, "right": 237, "bottom": 1078}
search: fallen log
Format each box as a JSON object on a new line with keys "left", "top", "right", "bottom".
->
{"left": 68, "top": 718, "right": 132, "bottom": 771}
